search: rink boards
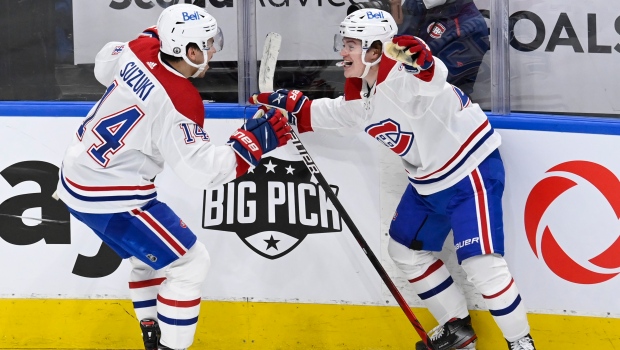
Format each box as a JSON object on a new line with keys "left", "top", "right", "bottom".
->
{"left": 1, "top": 103, "right": 620, "bottom": 349}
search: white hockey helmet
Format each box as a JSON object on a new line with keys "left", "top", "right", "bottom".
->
{"left": 157, "top": 4, "right": 224, "bottom": 77}
{"left": 334, "top": 9, "right": 397, "bottom": 78}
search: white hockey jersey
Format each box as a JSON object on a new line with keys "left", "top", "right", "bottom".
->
{"left": 56, "top": 31, "right": 239, "bottom": 213}
{"left": 308, "top": 55, "right": 500, "bottom": 195}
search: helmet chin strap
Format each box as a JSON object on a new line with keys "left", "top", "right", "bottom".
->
{"left": 182, "top": 49, "right": 209, "bottom": 78}
{"left": 357, "top": 49, "right": 381, "bottom": 79}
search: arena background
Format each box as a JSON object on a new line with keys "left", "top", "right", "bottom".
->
{"left": 1, "top": 0, "right": 620, "bottom": 349}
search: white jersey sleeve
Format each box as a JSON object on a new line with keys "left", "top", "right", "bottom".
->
{"left": 156, "top": 110, "right": 237, "bottom": 189}
{"left": 309, "top": 95, "right": 367, "bottom": 135}
{"left": 93, "top": 41, "right": 126, "bottom": 87}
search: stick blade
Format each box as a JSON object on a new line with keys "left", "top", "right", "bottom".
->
{"left": 258, "top": 32, "right": 281, "bottom": 93}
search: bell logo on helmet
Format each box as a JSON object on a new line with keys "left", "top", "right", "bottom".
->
{"left": 182, "top": 11, "right": 201, "bottom": 21}
{"left": 366, "top": 11, "right": 384, "bottom": 19}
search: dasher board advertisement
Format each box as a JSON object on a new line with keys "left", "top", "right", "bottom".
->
{"left": 499, "top": 128, "right": 620, "bottom": 317}
{"left": 2, "top": 114, "right": 620, "bottom": 317}
{"left": 0, "top": 117, "right": 383, "bottom": 305}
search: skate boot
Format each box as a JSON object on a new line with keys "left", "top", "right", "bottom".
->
{"left": 140, "top": 319, "right": 161, "bottom": 350}
{"left": 415, "top": 316, "right": 477, "bottom": 350}
{"left": 507, "top": 334, "right": 536, "bottom": 350}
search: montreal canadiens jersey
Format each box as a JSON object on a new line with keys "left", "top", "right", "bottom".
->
{"left": 309, "top": 55, "right": 500, "bottom": 195}
{"left": 56, "top": 30, "right": 238, "bottom": 213}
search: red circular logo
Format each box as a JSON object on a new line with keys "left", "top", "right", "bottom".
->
{"left": 524, "top": 160, "right": 620, "bottom": 284}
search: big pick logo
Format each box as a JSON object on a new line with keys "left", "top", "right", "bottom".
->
{"left": 202, "top": 157, "right": 342, "bottom": 259}
{"left": 524, "top": 160, "right": 620, "bottom": 284}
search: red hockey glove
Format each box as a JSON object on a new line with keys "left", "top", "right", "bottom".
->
{"left": 384, "top": 35, "right": 435, "bottom": 81}
{"left": 264, "top": 108, "right": 293, "bottom": 147}
{"left": 228, "top": 109, "right": 292, "bottom": 176}
{"left": 249, "top": 89, "right": 313, "bottom": 133}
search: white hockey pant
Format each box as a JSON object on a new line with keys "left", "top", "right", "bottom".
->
{"left": 129, "top": 241, "right": 210, "bottom": 349}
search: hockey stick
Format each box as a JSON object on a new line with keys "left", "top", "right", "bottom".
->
{"left": 258, "top": 32, "right": 281, "bottom": 92}
{"left": 258, "top": 32, "right": 435, "bottom": 350}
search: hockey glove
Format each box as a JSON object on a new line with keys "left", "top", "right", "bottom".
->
{"left": 249, "top": 89, "right": 313, "bottom": 132}
{"left": 228, "top": 108, "right": 292, "bottom": 174}
{"left": 384, "top": 35, "right": 435, "bottom": 81}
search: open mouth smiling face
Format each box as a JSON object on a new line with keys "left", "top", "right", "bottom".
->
{"left": 337, "top": 37, "right": 363, "bottom": 77}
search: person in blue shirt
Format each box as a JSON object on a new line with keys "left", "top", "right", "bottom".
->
{"left": 391, "top": 0, "right": 490, "bottom": 95}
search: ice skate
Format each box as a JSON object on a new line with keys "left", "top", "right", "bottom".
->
{"left": 415, "top": 316, "right": 477, "bottom": 350}
{"left": 140, "top": 319, "right": 161, "bottom": 350}
{"left": 507, "top": 334, "right": 535, "bottom": 350}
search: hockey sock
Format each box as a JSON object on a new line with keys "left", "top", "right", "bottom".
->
{"left": 129, "top": 257, "right": 166, "bottom": 321}
{"left": 157, "top": 242, "right": 210, "bottom": 349}
{"left": 462, "top": 254, "right": 530, "bottom": 341}
{"left": 388, "top": 238, "right": 469, "bottom": 325}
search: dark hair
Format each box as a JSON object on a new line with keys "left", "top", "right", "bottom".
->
{"left": 160, "top": 42, "right": 200, "bottom": 63}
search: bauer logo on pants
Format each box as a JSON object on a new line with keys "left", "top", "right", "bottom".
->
{"left": 202, "top": 157, "right": 342, "bottom": 259}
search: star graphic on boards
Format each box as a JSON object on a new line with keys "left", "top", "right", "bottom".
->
{"left": 264, "top": 235, "right": 280, "bottom": 250}
{"left": 285, "top": 165, "right": 295, "bottom": 174}
{"left": 264, "top": 160, "right": 277, "bottom": 173}
{"left": 273, "top": 93, "right": 285, "bottom": 104}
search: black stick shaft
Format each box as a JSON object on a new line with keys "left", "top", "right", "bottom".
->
{"left": 290, "top": 131, "right": 435, "bottom": 349}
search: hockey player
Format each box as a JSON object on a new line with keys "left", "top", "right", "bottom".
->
{"left": 249, "top": 9, "right": 535, "bottom": 350}
{"left": 55, "top": 4, "right": 291, "bottom": 350}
